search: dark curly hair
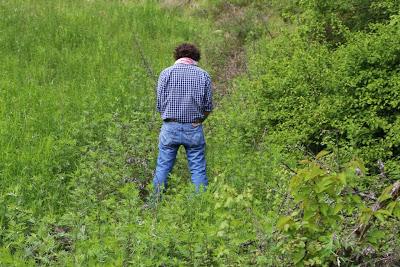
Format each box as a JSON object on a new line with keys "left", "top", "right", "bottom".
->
{"left": 174, "top": 43, "right": 201, "bottom": 61}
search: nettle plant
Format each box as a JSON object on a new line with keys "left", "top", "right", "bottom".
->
{"left": 277, "top": 152, "right": 361, "bottom": 265}
{"left": 277, "top": 151, "right": 400, "bottom": 266}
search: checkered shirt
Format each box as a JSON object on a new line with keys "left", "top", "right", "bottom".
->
{"left": 156, "top": 63, "right": 213, "bottom": 123}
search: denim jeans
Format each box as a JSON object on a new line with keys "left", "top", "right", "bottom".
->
{"left": 153, "top": 122, "right": 208, "bottom": 192}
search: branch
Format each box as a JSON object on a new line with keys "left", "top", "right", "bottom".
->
{"left": 132, "top": 33, "right": 157, "bottom": 83}
{"left": 354, "top": 181, "right": 400, "bottom": 239}
{"left": 281, "top": 162, "right": 297, "bottom": 175}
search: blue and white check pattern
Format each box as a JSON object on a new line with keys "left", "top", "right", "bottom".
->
{"left": 156, "top": 63, "right": 213, "bottom": 123}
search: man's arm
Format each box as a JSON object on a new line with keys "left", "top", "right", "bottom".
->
{"left": 202, "top": 73, "right": 213, "bottom": 121}
{"left": 156, "top": 71, "right": 167, "bottom": 112}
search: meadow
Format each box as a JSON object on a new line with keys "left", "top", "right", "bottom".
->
{"left": 1, "top": 0, "right": 399, "bottom": 266}
{"left": 0, "top": 0, "right": 224, "bottom": 265}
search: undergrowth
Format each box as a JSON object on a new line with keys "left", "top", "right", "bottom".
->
{"left": 1, "top": 0, "right": 399, "bottom": 266}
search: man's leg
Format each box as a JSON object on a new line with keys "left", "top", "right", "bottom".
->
{"left": 153, "top": 130, "right": 178, "bottom": 193}
{"left": 185, "top": 129, "right": 208, "bottom": 192}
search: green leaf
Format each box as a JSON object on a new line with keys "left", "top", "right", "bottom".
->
{"left": 315, "top": 177, "right": 334, "bottom": 193}
{"left": 316, "top": 150, "right": 330, "bottom": 159}
{"left": 337, "top": 173, "right": 346, "bottom": 185}
{"left": 307, "top": 165, "right": 325, "bottom": 181}
{"left": 367, "top": 229, "right": 386, "bottom": 244}
{"left": 277, "top": 216, "right": 292, "bottom": 230}
{"left": 393, "top": 204, "right": 400, "bottom": 219}
{"left": 320, "top": 203, "right": 329, "bottom": 216}
{"left": 373, "top": 211, "right": 386, "bottom": 222}
{"left": 378, "top": 185, "right": 394, "bottom": 202}
{"left": 333, "top": 204, "right": 343, "bottom": 214}
{"left": 293, "top": 248, "right": 306, "bottom": 264}
{"left": 386, "top": 201, "right": 397, "bottom": 214}
{"left": 303, "top": 207, "right": 317, "bottom": 221}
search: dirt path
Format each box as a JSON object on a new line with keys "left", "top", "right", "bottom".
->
{"left": 208, "top": 3, "right": 248, "bottom": 98}
{"left": 160, "top": 1, "right": 249, "bottom": 99}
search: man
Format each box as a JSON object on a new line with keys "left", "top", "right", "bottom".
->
{"left": 153, "top": 43, "right": 213, "bottom": 193}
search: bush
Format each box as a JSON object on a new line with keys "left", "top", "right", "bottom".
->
{"left": 244, "top": 14, "right": 400, "bottom": 176}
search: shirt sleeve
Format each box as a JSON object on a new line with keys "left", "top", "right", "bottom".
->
{"left": 156, "top": 71, "right": 167, "bottom": 112}
{"left": 204, "top": 73, "right": 213, "bottom": 112}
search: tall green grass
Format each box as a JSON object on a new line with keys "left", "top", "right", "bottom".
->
{"left": 0, "top": 0, "right": 209, "bottom": 212}
{"left": 0, "top": 1, "right": 237, "bottom": 264}
{"left": 0, "top": 1, "right": 286, "bottom": 265}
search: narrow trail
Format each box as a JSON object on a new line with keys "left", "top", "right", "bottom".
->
{"left": 209, "top": 3, "right": 248, "bottom": 99}
{"left": 212, "top": 46, "right": 247, "bottom": 99}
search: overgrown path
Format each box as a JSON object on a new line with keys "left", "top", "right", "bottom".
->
{"left": 202, "top": 3, "right": 249, "bottom": 100}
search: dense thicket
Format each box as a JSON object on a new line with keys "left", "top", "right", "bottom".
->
{"left": 248, "top": 15, "right": 400, "bottom": 175}
{"left": 211, "top": 0, "right": 400, "bottom": 264}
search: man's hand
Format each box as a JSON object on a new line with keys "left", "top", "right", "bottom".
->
{"left": 192, "top": 112, "right": 210, "bottom": 127}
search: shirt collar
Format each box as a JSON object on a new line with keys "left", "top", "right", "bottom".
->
{"left": 174, "top": 57, "right": 198, "bottom": 66}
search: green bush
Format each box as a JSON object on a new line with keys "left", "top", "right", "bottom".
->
{"left": 244, "top": 14, "right": 400, "bottom": 176}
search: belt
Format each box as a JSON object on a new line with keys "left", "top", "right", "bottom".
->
{"left": 164, "top": 118, "right": 203, "bottom": 123}
{"left": 163, "top": 118, "right": 178, "bottom": 122}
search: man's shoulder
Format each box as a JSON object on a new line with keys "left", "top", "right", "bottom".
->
{"left": 160, "top": 64, "right": 211, "bottom": 79}
{"left": 185, "top": 65, "right": 212, "bottom": 80}
{"left": 159, "top": 65, "right": 174, "bottom": 76}
{"left": 193, "top": 65, "right": 211, "bottom": 78}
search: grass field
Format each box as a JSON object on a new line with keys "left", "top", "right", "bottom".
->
{"left": 2, "top": 0, "right": 399, "bottom": 265}
{"left": 0, "top": 1, "right": 248, "bottom": 265}
{"left": 1, "top": 0, "right": 278, "bottom": 265}
{"left": 0, "top": 0, "right": 219, "bottom": 208}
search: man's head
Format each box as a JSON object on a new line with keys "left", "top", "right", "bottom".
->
{"left": 174, "top": 43, "right": 201, "bottom": 61}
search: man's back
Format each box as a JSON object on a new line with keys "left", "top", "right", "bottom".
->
{"left": 157, "top": 63, "right": 212, "bottom": 123}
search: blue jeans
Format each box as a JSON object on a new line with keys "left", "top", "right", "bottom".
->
{"left": 153, "top": 122, "right": 208, "bottom": 192}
